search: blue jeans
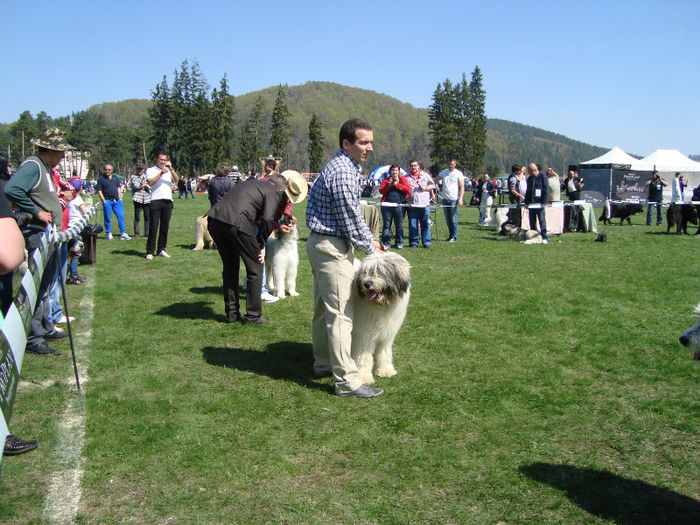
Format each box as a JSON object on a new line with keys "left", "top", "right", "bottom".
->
{"left": 647, "top": 201, "right": 663, "bottom": 225}
{"left": 408, "top": 206, "right": 431, "bottom": 247}
{"left": 49, "top": 242, "right": 68, "bottom": 323}
{"left": 442, "top": 199, "right": 458, "bottom": 240}
{"left": 103, "top": 199, "right": 126, "bottom": 234}
{"left": 381, "top": 205, "right": 404, "bottom": 247}
{"left": 528, "top": 208, "right": 548, "bottom": 240}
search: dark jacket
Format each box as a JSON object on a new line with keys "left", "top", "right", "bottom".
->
{"left": 474, "top": 180, "right": 496, "bottom": 201}
{"left": 207, "top": 178, "right": 285, "bottom": 248}
{"left": 525, "top": 172, "right": 550, "bottom": 205}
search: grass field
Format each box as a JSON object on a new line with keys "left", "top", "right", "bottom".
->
{"left": 1, "top": 195, "right": 698, "bottom": 524}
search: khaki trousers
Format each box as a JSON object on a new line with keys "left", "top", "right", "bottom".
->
{"left": 307, "top": 232, "right": 362, "bottom": 393}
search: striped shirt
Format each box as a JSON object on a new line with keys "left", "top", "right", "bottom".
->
{"left": 306, "top": 150, "right": 375, "bottom": 254}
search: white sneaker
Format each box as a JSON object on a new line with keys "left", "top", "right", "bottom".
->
{"left": 120, "top": 233, "right": 131, "bottom": 240}
{"left": 542, "top": 239, "right": 548, "bottom": 244}
{"left": 57, "top": 315, "right": 75, "bottom": 324}
{"left": 145, "top": 254, "right": 153, "bottom": 260}
{"left": 261, "top": 292, "right": 280, "bottom": 303}
{"left": 157, "top": 250, "right": 170, "bottom": 258}
{"left": 106, "top": 233, "right": 113, "bottom": 240}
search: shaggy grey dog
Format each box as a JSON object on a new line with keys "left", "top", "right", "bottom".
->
{"left": 499, "top": 222, "right": 544, "bottom": 244}
{"left": 679, "top": 302, "right": 700, "bottom": 360}
{"left": 350, "top": 252, "right": 411, "bottom": 384}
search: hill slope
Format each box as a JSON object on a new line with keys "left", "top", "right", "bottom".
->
{"left": 84, "top": 82, "right": 609, "bottom": 173}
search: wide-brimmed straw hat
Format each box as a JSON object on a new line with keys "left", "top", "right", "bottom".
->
{"left": 30, "top": 127, "right": 73, "bottom": 151}
{"left": 280, "top": 170, "right": 308, "bottom": 204}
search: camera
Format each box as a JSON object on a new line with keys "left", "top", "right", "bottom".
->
{"left": 12, "top": 210, "right": 33, "bottom": 228}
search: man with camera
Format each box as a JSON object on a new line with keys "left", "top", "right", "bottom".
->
{"left": 644, "top": 170, "right": 667, "bottom": 226}
{"left": 145, "top": 153, "right": 179, "bottom": 259}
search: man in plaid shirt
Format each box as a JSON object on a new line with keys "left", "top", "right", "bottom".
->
{"left": 306, "top": 119, "right": 386, "bottom": 398}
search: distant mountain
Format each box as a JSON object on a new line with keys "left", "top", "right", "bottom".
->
{"left": 81, "top": 82, "right": 611, "bottom": 173}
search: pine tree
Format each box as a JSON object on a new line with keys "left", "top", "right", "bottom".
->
{"left": 465, "top": 66, "right": 487, "bottom": 176}
{"left": 238, "top": 95, "right": 266, "bottom": 171}
{"left": 307, "top": 113, "right": 324, "bottom": 173}
{"left": 428, "top": 79, "right": 459, "bottom": 171}
{"left": 269, "top": 85, "right": 291, "bottom": 159}
{"left": 211, "top": 74, "right": 235, "bottom": 162}
{"left": 148, "top": 75, "right": 171, "bottom": 161}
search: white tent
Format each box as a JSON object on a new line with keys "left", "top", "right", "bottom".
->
{"left": 580, "top": 146, "right": 652, "bottom": 170}
{"left": 638, "top": 149, "right": 700, "bottom": 172}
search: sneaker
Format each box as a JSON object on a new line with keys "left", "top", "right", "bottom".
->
{"left": 336, "top": 384, "right": 384, "bottom": 398}
{"left": 106, "top": 233, "right": 113, "bottom": 240}
{"left": 76, "top": 276, "right": 87, "bottom": 283}
{"left": 45, "top": 330, "right": 69, "bottom": 341}
{"left": 448, "top": 238, "right": 456, "bottom": 243}
{"left": 67, "top": 276, "right": 82, "bottom": 285}
{"left": 145, "top": 254, "right": 153, "bottom": 260}
{"left": 395, "top": 245, "right": 404, "bottom": 250}
{"left": 242, "top": 316, "right": 271, "bottom": 325}
{"left": 157, "top": 250, "right": 170, "bottom": 258}
{"left": 4, "top": 435, "right": 38, "bottom": 456}
{"left": 542, "top": 239, "right": 549, "bottom": 244}
{"left": 120, "top": 233, "right": 131, "bottom": 240}
{"left": 57, "top": 315, "right": 75, "bottom": 324}
{"left": 261, "top": 292, "right": 280, "bottom": 303}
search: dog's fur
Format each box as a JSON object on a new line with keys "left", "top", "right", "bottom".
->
{"left": 193, "top": 215, "right": 215, "bottom": 250}
{"left": 350, "top": 252, "right": 411, "bottom": 384}
{"left": 264, "top": 224, "right": 299, "bottom": 299}
{"left": 493, "top": 206, "right": 511, "bottom": 230}
{"left": 679, "top": 302, "right": 700, "bottom": 361}
{"left": 599, "top": 200, "right": 644, "bottom": 225}
{"left": 666, "top": 203, "right": 698, "bottom": 235}
{"left": 499, "top": 222, "right": 544, "bottom": 244}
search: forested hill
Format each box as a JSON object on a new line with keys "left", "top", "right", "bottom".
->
{"left": 20, "top": 82, "right": 609, "bottom": 174}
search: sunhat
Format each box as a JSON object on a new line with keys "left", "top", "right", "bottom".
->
{"left": 30, "top": 127, "right": 73, "bottom": 151}
{"left": 280, "top": 170, "right": 308, "bottom": 204}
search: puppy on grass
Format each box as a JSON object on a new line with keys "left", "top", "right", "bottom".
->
{"left": 193, "top": 215, "right": 215, "bottom": 250}
{"left": 679, "top": 302, "right": 700, "bottom": 360}
{"left": 350, "top": 252, "right": 411, "bottom": 385}
{"left": 264, "top": 223, "right": 299, "bottom": 299}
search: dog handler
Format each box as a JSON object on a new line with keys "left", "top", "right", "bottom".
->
{"left": 306, "top": 118, "right": 387, "bottom": 398}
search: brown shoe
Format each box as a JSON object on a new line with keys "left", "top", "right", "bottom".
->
{"left": 242, "top": 316, "right": 270, "bottom": 325}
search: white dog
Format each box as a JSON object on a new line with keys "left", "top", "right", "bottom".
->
{"left": 193, "top": 215, "right": 215, "bottom": 251}
{"left": 499, "top": 222, "right": 544, "bottom": 244}
{"left": 264, "top": 223, "right": 299, "bottom": 299}
{"left": 351, "top": 252, "right": 411, "bottom": 385}
{"left": 679, "top": 302, "right": 700, "bottom": 361}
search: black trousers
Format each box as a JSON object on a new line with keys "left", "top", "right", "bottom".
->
{"left": 133, "top": 201, "right": 150, "bottom": 237}
{"left": 147, "top": 199, "right": 173, "bottom": 255}
{"left": 207, "top": 218, "right": 263, "bottom": 322}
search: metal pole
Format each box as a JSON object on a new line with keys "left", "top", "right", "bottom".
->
{"left": 59, "top": 271, "right": 81, "bottom": 393}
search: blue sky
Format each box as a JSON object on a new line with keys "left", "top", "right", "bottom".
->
{"left": 3, "top": 0, "right": 698, "bottom": 156}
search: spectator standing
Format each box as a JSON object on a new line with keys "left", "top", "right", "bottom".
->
{"left": 671, "top": 172, "right": 683, "bottom": 203}
{"left": 563, "top": 170, "right": 584, "bottom": 201}
{"left": 145, "top": 153, "right": 179, "bottom": 259}
{"left": 129, "top": 163, "right": 150, "bottom": 238}
{"left": 507, "top": 164, "right": 525, "bottom": 226}
{"left": 475, "top": 173, "right": 496, "bottom": 226}
{"left": 379, "top": 164, "right": 410, "bottom": 249}
{"left": 207, "top": 162, "right": 236, "bottom": 207}
{"left": 96, "top": 164, "right": 130, "bottom": 240}
{"left": 524, "top": 162, "right": 550, "bottom": 243}
{"left": 406, "top": 160, "right": 435, "bottom": 248}
{"left": 438, "top": 157, "right": 465, "bottom": 242}
{"left": 644, "top": 170, "right": 667, "bottom": 226}
{"left": 66, "top": 180, "right": 88, "bottom": 285}
{"left": 229, "top": 165, "right": 242, "bottom": 185}
{"left": 306, "top": 119, "right": 386, "bottom": 398}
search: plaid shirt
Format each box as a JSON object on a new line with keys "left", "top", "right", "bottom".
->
{"left": 130, "top": 174, "right": 151, "bottom": 204}
{"left": 306, "top": 150, "right": 375, "bottom": 254}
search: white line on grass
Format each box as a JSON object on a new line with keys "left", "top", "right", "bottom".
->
{"left": 42, "top": 277, "right": 94, "bottom": 524}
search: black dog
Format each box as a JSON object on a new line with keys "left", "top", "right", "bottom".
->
{"left": 599, "top": 201, "right": 644, "bottom": 225}
{"left": 666, "top": 203, "right": 699, "bottom": 234}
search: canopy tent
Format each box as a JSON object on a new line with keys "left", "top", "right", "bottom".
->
{"left": 577, "top": 147, "right": 653, "bottom": 203}
{"left": 638, "top": 149, "right": 700, "bottom": 172}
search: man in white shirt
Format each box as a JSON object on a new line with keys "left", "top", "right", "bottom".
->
{"left": 438, "top": 157, "right": 464, "bottom": 242}
{"left": 145, "top": 153, "right": 179, "bottom": 260}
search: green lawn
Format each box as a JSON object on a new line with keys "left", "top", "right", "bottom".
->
{"left": 2, "top": 195, "right": 698, "bottom": 524}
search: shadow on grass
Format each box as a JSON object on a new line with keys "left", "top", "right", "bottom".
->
{"left": 190, "top": 286, "right": 221, "bottom": 295}
{"left": 201, "top": 341, "right": 330, "bottom": 393}
{"left": 154, "top": 301, "right": 219, "bottom": 320}
{"left": 109, "top": 248, "right": 146, "bottom": 257}
{"left": 519, "top": 462, "right": 700, "bottom": 524}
